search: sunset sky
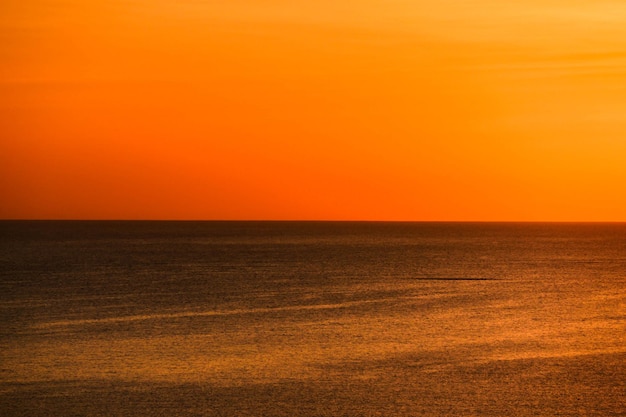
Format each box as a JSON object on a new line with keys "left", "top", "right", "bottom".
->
{"left": 2, "top": 0, "right": 626, "bottom": 220}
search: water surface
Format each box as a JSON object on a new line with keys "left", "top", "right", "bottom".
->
{"left": 1, "top": 221, "right": 624, "bottom": 415}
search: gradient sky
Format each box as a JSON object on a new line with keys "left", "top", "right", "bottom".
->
{"left": 2, "top": 0, "right": 626, "bottom": 220}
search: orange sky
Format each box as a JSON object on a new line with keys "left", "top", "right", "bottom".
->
{"left": 2, "top": 0, "right": 626, "bottom": 220}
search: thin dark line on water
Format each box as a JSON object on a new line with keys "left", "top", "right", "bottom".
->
{"left": 414, "top": 277, "right": 497, "bottom": 281}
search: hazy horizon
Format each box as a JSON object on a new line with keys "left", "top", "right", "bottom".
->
{"left": 4, "top": 219, "right": 626, "bottom": 223}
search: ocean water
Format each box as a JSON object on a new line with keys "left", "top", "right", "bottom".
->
{"left": 1, "top": 221, "right": 625, "bottom": 416}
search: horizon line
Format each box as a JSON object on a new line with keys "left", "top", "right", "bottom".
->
{"left": 2, "top": 219, "right": 626, "bottom": 224}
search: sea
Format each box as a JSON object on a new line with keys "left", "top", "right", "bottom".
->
{"left": 1, "top": 221, "right": 625, "bottom": 416}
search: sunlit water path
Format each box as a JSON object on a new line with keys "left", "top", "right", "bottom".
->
{"left": 1, "top": 221, "right": 624, "bottom": 416}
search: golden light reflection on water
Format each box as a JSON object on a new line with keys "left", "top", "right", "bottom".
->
{"left": 2, "top": 222, "right": 625, "bottom": 416}
{"left": 4, "top": 281, "right": 624, "bottom": 389}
